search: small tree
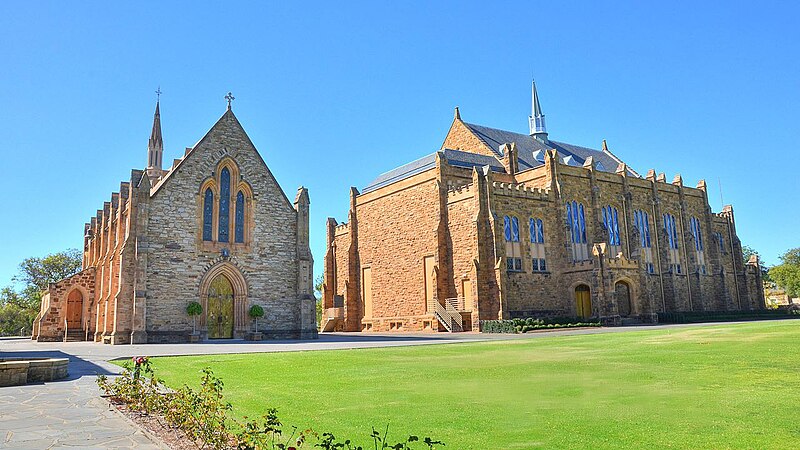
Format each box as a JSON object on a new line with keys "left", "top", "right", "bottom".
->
{"left": 248, "top": 304, "right": 264, "bottom": 332}
{"left": 186, "top": 301, "right": 202, "bottom": 334}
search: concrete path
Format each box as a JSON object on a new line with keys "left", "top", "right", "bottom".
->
{"left": 1, "top": 320, "right": 794, "bottom": 449}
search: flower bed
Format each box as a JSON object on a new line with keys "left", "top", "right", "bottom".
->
{"left": 98, "top": 357, "right": 444, "bottom": 450}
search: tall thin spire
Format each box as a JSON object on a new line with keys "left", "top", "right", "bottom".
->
{"left": 147, "top": 92, "right": 164, "bottom": 174}
{"left": 529, "top": 80, "right": 548, "bottom": 142}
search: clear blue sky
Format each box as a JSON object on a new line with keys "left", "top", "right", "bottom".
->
{"left": 1, "top": 1, "right": 798, "bottom": 287}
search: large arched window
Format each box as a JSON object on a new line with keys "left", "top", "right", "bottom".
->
{"left": 235, "top": 191, "right": 245, "bottom": 244}
{"left": 203, "top": 188, "right": 214, "bottom": 241}
{"left": 199, "top": 159, "right": 252, "bottom": 246}
{"left": 633, "top": 209, "right": 654, "bottom": 273}
{"left": 602, "top": 205, "right": 621, "bottom": 256}
{"left": 529, "top": 217, "right": 546, "bottom": 271}
{"left": 503, "top": 215, "right": 522, "bottom": 272}
{"left": 690, "top": 216, "right": 706, "bottom": 274}
{"left": 663, "top": 213, "right": 681, "bottom": 274}
{"left": 218, "top": 167, "right": 231, "bottom": 243}
{"left": 566, "top": 201, "right": 588, "bottom": 261}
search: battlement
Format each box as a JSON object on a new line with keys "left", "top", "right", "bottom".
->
{"left": 334, "top": 222, "right": 351, "bottom": 236}
{"left": 491, "top": 181, "right": 550, "bottom": 200}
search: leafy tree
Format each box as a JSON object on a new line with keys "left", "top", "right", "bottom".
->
{"left": 14, "top": 248, "right": 82, "bottom": 292}
{"left": 0, "top": 249, "right": 82, "bottom": 336}
{"left": 770, "top": 248, "right": 800, "bottom": 298}
{"left": 314, "top": 275, "right": 324, "bottom": 325}
{"left": 742, "top": 245, "right": 771, "bottom": 282}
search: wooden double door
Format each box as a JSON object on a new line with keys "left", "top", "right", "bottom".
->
{"left": 207, "top": 275, "right": 234, "bottom": 339}
{"left": 575, "top": 285, "right": 592, "bottom": 319}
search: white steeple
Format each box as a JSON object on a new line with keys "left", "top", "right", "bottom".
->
{"left": 529, "top": 80, "right": 548, "bottom": 143}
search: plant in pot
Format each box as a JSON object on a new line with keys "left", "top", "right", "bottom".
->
{"left": 186, "top": 301, "right": 202, "bottom": 342}
{"left": 248, "top": 304, "right": 264, "bottom": 341}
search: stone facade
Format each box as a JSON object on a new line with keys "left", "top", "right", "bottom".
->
{"left": 33, "top": 103, "right": 317, "bottom": 344}
{"left": 323, "top": 100, "right": 765, "bottom": 332}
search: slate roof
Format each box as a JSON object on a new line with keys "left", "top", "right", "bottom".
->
{"left": 463, "top": 122, "right": 631, "bottom": 174}
{"left": 362, "top": 121, "right": 638, "bottom": 193}
{"left": 362, "top": 149, "right": 505, "bottom": 193}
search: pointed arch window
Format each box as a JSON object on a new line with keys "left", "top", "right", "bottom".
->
{"left": 663, "top": 213, "right": 681, "bottom": 274}
{"left": 529, "top": 217, "right": 546, "bottom": 271}
{"left": 235, "top": 191, "right": 245, "bottom": 244}
{"left": 203, "top": 188, "right": 214, "bottom": 241}
{"left": 218, "top": 167, "right": 231, "bottom": 243}
{"left": 690, "top": 216, "right": 706, "bottom": 274}
{"left": 566, "top": 201, "right": 589, "bottom": 262}
{"left": 504, "top": 215, "right": 522, "bottom": 272}
{"left": 634, "top": 209, "right": 654, "bottom": 273}
{"left": 602, "top": 205, "right": 621, "bottom": 257}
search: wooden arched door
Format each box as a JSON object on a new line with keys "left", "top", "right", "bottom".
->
{"left": 575, "top": 285, "right": 592, "bottom": 319}
{"left": 66, "top": 289, "right": 83, "bottom": 329}
{"left": 615, "top": 281, "right": 632, "bottom": 317}
{"left": 207, "top": 274, "right": 235, "bottom": 339}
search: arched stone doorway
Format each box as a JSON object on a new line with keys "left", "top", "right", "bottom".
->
{"left": 575, "top": 285, "right": 592, "bottom": 319}
{"left": 207, "top": 274, "right": 235, "bottom": 339}
{"left": 199, "top": 262, "right": 249, "bottom": 339}
{"left": 615, "top": 281, "right": 632, "bottom": 317}
{"left": 66, "top": 289, "right": 83, "bottom": 330}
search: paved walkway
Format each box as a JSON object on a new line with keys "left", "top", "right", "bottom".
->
{"left": 1, "top": 320, "right": 793, "bottom": 449}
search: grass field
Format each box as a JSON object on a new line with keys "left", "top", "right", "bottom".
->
{"left": 140, "top": 321, "right": 800, "bottom": 449}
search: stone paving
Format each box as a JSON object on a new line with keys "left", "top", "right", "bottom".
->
{"left": 0, "top": 321, "right": 786, "bottom": 449}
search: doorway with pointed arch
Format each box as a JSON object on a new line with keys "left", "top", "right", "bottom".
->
{"left": 575, "top": 284, "right": 592, "bottom": 319}
{"left": 615, "top": 280, "right": 633, "bottom": 317}
{"left": 207, "top": 274, "right": 235, "bottom": 339}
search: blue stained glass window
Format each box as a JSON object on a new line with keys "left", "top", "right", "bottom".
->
{"left": 690, "top": 217, "right": 703, "bottom": 251}
{"left": 578, "top": 203, "right": 587, "bottom": 244}
{"left": 603, "top": 206, "right": 621, "bottom": 246}
{"left": 530, "top": 218, "right": 545, "bottom": 243}
{"left": 664, "top": 213, "right": 679, "bottom": 249}
{"left": 503, "top": 216, "right": 511, "bottom": 241}
{"left": 235, "top": 191, "right": 245, "bottom": 243}
{"left": 218, "top": 168, "right": 230, "bottom": 243}
{"left": 566, "top": 203, "right": 574, "bottom": 243}
{"left": 203, "top": 188, "right": 213, "bottom": 241}
{"left": 634, "top": 210, "right": 652, "bottom": 248}
{"left": 511, "top": 216, "right": 520, "bottom": 242}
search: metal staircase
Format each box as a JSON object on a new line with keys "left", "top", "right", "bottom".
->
{"left": 428, "top": 298, "right": 465, "bottom": 332}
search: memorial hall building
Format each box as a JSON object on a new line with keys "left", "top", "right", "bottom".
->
{"left": 322, "top": 83, "right": 765, "bottom": 332}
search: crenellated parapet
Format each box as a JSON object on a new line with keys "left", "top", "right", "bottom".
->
{"left": 490, "top": 181, "right": 551, "bottom": 200}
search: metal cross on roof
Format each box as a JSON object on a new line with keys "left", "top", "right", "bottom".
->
{"left": 225, "top": 92, "right": 235, "bottom": 109}
{"left": 155, "top": 86, "right": 162, "bottom": 101}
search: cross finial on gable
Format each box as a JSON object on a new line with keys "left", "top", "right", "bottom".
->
{"left": 225, "top": 92, "right": 235, "bottom": 110}
{"left": 155, "top": 86, "right": 162, "bottom": 101}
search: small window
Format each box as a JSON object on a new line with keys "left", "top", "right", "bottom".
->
{"left": 529, "top": 218, "right": 546, "bottom": 272}
{"left": 202, "top": 188, "right": 214, "bottom": 241}
{"left": 234, "top": 191, "right": 245, "bottom": 243}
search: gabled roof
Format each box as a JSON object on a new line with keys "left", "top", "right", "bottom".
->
{"left": 463, "top": 122, "right": 635, "bottom": 175}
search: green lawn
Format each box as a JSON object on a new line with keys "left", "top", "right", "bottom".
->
{"left": 139, "top": 321, "right": 800, "bottom": 449}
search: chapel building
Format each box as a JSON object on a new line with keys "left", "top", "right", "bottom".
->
{"left": 322, "top": 83, "right": 765, "bottom": 332}
{"left": 33, "top": 97, "right": 317, "bottom": 343}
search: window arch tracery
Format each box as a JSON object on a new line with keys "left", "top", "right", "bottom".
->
{"left": 198, "top": 158, "right": 253, "bottom": 247}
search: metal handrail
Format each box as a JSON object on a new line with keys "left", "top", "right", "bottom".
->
{"left": 427, "top": 299, "right": 463, "bottom": 332}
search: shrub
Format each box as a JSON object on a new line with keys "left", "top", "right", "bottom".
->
{"left": 249, "top": 305, "right": 265, "bottom": 332}
{"left": 481, "top": 318, "right": 600, "bottom": 333}
{"left": 187, "top": 302, "right": 203, "bottom": 334}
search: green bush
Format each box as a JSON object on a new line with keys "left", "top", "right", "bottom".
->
{"left": 481, "top": 318, "right": 601, "bottom": 333}
{"left": 186, "top": 301, "right": 202, "bottom": 316}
